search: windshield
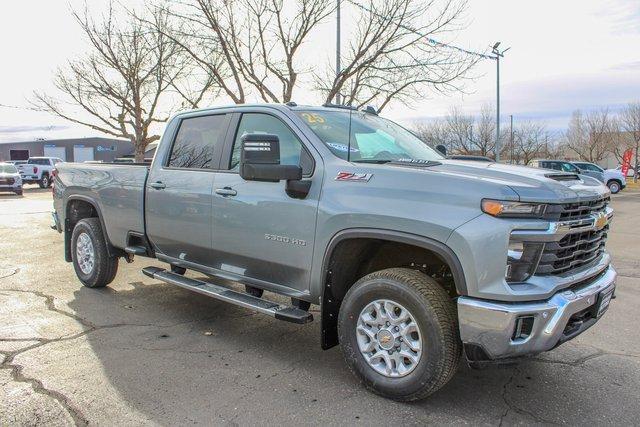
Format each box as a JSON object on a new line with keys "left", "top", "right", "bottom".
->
{"left": 296, "top": 110, "right": 443, "bottom": 163}
{"left": 0, "top": 164, "right": 18, "bottom": 174}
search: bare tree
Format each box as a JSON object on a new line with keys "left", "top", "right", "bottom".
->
{"left": 511, "top": 121, "right": 552, "bottom": 165}
{"left": 620, "top": 102, "right": 640, "bottom": 181}
{"left": 318, "top": 0, "right": 476, "bottom": 112}
{"left": 153, "top": 0, "right": 334, "bottom": 105}
{"left": 444, "top": 107, "right": 475, "bottom": 154}
{"left": 33, "top": 3, "right": 200, "bottom": 161}
{"left": 565, "top": 109, "right": 615, "bottom": 163}
{"left": 474, "top": 104, "right": 496, "bottom": 157}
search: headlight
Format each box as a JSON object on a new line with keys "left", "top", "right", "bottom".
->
{"left": 482, "top": 199, "right": 547, "bottom": 218}
{"left": 505, "top": 239, "right": 545, "bottom": 282}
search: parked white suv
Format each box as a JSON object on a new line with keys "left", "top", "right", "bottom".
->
{"left": 573, "top": 161, "right": 626, "bottom": 194}
{"left": 18, "top": 157, "right": 63, "bottom": 188}
{"left": 0, "top": 163, "right": 23, "bottom": 195}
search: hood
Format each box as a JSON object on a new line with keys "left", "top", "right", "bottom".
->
{"left": 398, "top": 160, "right": 609, "bottom": 203}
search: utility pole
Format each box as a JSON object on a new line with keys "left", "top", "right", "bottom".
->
{"left": 335, "top": 0, "right": 341, "bottom": 105}
{"left": 491, "top": 42, "right": 510, "bottom": 162}
{"left": 510, "top": 114, "right": 514, "bottom": 164}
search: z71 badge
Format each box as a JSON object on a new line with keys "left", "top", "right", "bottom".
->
{"left": 335, "top": 172, "right": 373, "bottom": 182}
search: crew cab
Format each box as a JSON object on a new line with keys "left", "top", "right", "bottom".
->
{"left": 19, "top": 157, "right": 62, "bottom": 188}
{"left": 52, "top": 104, "right": 616, "bottom": 401}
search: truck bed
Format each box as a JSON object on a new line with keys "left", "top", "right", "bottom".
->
{"left": 54, "top": 162, "right": 149, "bottom": 250}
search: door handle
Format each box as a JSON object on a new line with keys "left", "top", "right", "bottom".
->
{"left": 149, "top": 181, "right": 166, "bottom": 190}
{"left": 215, "top": 187, "right": 237, "bottom": 197}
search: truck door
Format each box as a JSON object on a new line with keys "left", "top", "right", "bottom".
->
{"left": 210, "top": 111, "right": 322, "bottom": 293}
{"left": 145, "top": 113, "right": 231, "bottom": 266}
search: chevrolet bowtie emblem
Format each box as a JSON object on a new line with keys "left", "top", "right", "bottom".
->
{"left": 594, "top": 212, "right": 608, "bottom": 230}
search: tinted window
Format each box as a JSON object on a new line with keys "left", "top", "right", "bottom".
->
{"left": 543, "top": 162, "right": 561, "bottom": 171}
{"left": 230, "top": 113, "right": 309, "bottom": 172}
{"left": 576, "top": 163, "right": 602, "bottom": 172}
{"left": 168, "top": 115, "right": 227, "bottom": 169}
{"left": 28, "top": 158, "right": 50, "bottom": 165}
{"left": 561, "top": 162, "right": 579, "bottom": 173}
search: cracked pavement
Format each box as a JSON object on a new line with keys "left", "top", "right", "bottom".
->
{"left": 1, "top": 186, "right": 639, "bottom": 426}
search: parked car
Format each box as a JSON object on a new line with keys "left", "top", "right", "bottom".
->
{"left": 18, "top": 157, "right": 63, "bottom": 188}
{"left": 616, "top": 165, "right": 636, "bottom": 178}
{"left": 448, "top": 154, "right": 494, "bottom": 162}
{"left": 0, "top": 163, "right": 23, "bottom": 195}
{"left": 573, "top": 161, "right": 626, "bottom": 194}
{"left": 53, "top": 104, "right": 616, "bottom": 401}
{"left": 6, "top": 160, "right": 28, "bottom": 167}
{"left": 529, "top": 159, "right": 583, "bottom": 174}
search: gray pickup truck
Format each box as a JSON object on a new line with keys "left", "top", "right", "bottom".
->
{"left": 53, "top": 103, "right": 616, "bottom": 401}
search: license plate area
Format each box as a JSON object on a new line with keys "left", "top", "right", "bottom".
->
{"left": 596, "top": 287, "right": 614, "bottom": 318}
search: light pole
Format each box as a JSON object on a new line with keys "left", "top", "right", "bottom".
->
{"left": 510, "top": 114, "right": 514, "bottom": 164}
{"left": 335, "top": 0, "right": 341, "bottom": 105}
{"left": 491, "top": 42, "right": 510, "bottom": 162}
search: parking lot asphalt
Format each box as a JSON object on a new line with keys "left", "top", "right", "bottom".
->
{"left": 1, "top": 185, "right": 639, "bottom": 426}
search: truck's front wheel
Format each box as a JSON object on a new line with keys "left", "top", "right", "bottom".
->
{"left": 71, "top": 218, "right": 119, "bottom": 288}
{"left": 338, "top": 268, "right": 461, "bottom": 401}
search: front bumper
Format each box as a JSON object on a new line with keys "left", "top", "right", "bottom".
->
{"left": 0, "top": 184, "right": 22, "bottom": 192}
{"left": 457, "top": 264, "right": 616, "bottom": 360}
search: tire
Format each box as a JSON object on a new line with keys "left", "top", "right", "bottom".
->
{"left": 607, "top": 180, "right": 621, "bottom": 194}
{"left": 338, "top": 268, "right": 461, "bottom": 401}
{"left": 71, "top": 218, "right": 118, "bottom": 288}
{"left": 38, "top": 174, "right": 49, "bottom": 188}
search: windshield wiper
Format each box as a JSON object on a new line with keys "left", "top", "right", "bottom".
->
{"left": 351, "top": 159, "right": 394, "bottom": 164}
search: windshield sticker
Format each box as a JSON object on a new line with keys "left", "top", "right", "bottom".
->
{"left": 335, "top": 172, "right": 373, "bottom": 182}
{"left": 300, "top": 112, "right": 326, "bottom": 124}
{"left": 327, "top": 142, "right": 359, "bottom": 153}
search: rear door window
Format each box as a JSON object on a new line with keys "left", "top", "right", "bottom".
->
{"left": 168, "top": 114, "right": 227, "bottom": 169}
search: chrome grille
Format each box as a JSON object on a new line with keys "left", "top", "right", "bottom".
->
{"left": 544, "top": 196, "right": 610, "bottom": 221}
{"left": 536, "top": 196, "right": 610, "bottom": 276}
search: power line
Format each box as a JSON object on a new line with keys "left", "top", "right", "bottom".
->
{"left": 345, "top": 0, "right": 494, "bottom": 61}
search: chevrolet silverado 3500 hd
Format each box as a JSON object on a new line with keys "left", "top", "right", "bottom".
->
{"left": 53, "top": 104, "right": 616, "bottom": 401}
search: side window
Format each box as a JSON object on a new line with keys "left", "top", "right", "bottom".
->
{"left": 230, "top": 113, "right": 309, "bottom": 173}
{"left": 168, "top": 114, "right": 226, "bottom": 169}
{"left": 561, "top": 163, "right": 579, "bottom": 173}
{"left": 546, "top": 162, "right": 561, "bottom": 171}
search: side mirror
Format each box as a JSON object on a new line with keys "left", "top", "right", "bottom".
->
{"left": 239, "top": 133, "right": 302, "bottom": 182}
{"left": 435, "top": 144, "right": 447, "bottom": 156}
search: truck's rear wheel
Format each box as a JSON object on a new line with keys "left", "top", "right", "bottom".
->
{"left": 338, "top": 268, "right": 461, "bottom": 401}
{"left": 71, "top": 218, "right": 118, "bottom": 288}
{"left": 38, "top": 174, "right": 49, "bottom": 188}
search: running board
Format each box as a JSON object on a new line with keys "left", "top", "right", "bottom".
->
{"left": 125, "top": 245, "right": 148, "bottom": 255}
{"left": 142, "top": 266, "right": 313, "bottom": 324}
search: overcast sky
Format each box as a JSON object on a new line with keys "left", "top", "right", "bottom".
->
{"left": 0, "top": 0, "right": 639, "bottom": 142}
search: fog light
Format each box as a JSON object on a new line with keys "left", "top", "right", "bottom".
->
{"left": 512, "top": 316, "right": 534, "bottom": 341}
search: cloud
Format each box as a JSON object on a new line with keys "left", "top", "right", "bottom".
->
{"left": 403, "top": 69, "right": 640, "bottom": 132}
{"left": 0, "top": 124, "right": 69, "bottom": 134}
